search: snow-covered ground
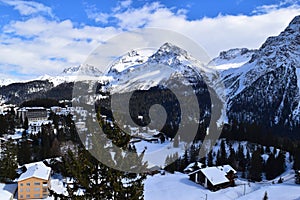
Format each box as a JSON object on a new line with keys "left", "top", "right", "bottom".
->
{"left": 144, "top": 170, "right": 300, "bottom": 200}
{"left": 134, "top": 140, "right": 186, "bottom": 168}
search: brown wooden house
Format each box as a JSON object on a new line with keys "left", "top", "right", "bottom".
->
{"left": 188, "top": 165, "right": 236, "bottom": 191}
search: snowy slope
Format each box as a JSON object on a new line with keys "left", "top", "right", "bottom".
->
{"left": 109, "top": 49, "right": 155, "bottom": 73}
{"left": 212, "top": 15, "right": 300, "bottom": 126}
{"left": 106, "top": 42, "right": 215, "bottom": 94}
{"left": 208, "top": 48, "right": 256, "bottom": 71}
{"left": 144, "top": 171, "right": 300, "bottom": 200}
{"left": 38, "top": 64, "right": 103, "bottom": 86}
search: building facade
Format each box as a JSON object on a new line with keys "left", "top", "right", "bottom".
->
{"left": 18, "top": 162, "right": 51, "bottom": 199}
{"left": 17, "top": 107, "right": 48, "bottom": 122}
{"left": 188, "top": 165, "right": 236, "bottom": 191}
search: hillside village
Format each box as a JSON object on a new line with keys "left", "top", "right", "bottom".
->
{"left": 1, "top": 100, "right": 300, "bottom": 199}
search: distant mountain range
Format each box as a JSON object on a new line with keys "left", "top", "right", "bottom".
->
{"left": 1, "top": 15, "right": 300, "bottom": 137}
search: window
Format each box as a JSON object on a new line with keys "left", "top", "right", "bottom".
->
{"left": 26, "top": 188, "right": 30, "bottom": 192}
{"left": 20, "top": 183, "right": 23, "bottom": 186}
{"left": 20, "top": 195, "right": 23, "bottom": 198}
{"left": 26, "top": 194, "right": 30, "bottom": 198}
{"left": 26, "top": 182, "right": 30, "bottom": 186}
{"left": 34, "top": 182, "right": 40, "bottom": 185}
{"left": 34, "top": 194, "right": 40, "bottom": 197}
{"left": 20, "top": 189, "right": 23, "bottom": 192}
{"left": 34, "top": 188, "right": 40, "bottom": 191}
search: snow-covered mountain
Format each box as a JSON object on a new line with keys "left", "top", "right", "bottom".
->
{"left": 208, "top": 48, "right": 257, "bottom": 70}
{"left": 1, "top": 15, "right": 300, "bottom": 136}
{"left": 0, "top": 78, "right": 18, "bottom": 87}
{"left": 216, "top": 15, "right": 300, "bottom": 128}
{"left": 107, "top": 42, "right": 214, "bottom": 94}
{"left": 33, "top": 64, "right": 103, "bottom": 87}
{"left": 61, "top": 64, "right": 102, "bottom": 76}
{"left": 103, "top": 15, "right": 300, "bottom": 136}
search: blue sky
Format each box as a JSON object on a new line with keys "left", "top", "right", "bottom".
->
{"left": 0, "top": 0, "right": 299, "bottom": 79}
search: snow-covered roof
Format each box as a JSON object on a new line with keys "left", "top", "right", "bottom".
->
{"left": 184, "top": 162, "right": 204, "bottom": 172}
{"left": 19, "top": 162, "right": 51, "bottom": 181}
{"left": 200, "top": 167, "right": 229, "bottom": 186}
{"left": 26, "top": 107, "right": 46, "bottom": 110}
{"left": 29, "top": 120, "right": 52, "bottom": 126}
{"left": 217, "top": 165, "right": 237, "bottom": 174}
{"left": 0, "top": 183, "right": 17, "bottom": 200}
{"left": 18, "top": 107, "right": 46, "bottom": 111}
{"left": 6, "top": 132, "right": 23, "bottom": 140}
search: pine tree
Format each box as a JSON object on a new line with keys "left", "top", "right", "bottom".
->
{"left": 263, "top": 191, "right": 268, "bottom": 200}
{"left": 182, "top": 149, "right": 189, "bottom": 170}
{"left": 50, "top": 138, "right": 61, "bottom": 157}
{"left": 228, "top": 145, "right": 236, "bottom": 167}
{"left": 40, "top": 125, "right": 51, "bottom": 160}
{"left": 295, "top": 170, "right": 300, "bottom": 184}
{"left": 276, "top": 150, "right": 286, "bottom": 175}
{"left": 23, "top": 116, "right": 29, "bottom": 130}
{"left": 0, "top": 140, "right": 18, "bottom": 182}
{"left": 189, "top": 144, "right": 198, "bottom": 163}
{"left": 249, "top": 149, "right": 263, "bottom": 182}
{"left": 265, "top": 153, "right": 276, "bottom": 180}
{"left": 293, "top": 147, "right": 300, "bottom": 170}
{"left": 207, "top": 151, "right": 214, "bottom": 167}
{"left": 63, "top": 146, "right": 145, "bottom": 200}
{"left": 17, "top": 140, "right": 32, "bottom": 165}
{"left": 56, "top": 109, "right": 147, "bottom": 199}
{"left": 173, "top": 136, "right": 179, "bottom": 148}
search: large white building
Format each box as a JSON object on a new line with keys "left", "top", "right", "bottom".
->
{"left": 17, "top": 107, "right": 48, "bottom": 122}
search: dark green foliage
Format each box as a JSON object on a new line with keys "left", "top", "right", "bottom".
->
{"left": 21, "top": 98, "right": 60, "bottom": 108}
{"left": 0, "top": 114, "right": 9, "bottom": 136}
{"left": 207, "top": 150, "right": 214, "bottom": 167}
{"left": 216, "top": 140, "right": 227, "bottom": 166}
{"left": 23, "top": 116, "right": 29, "bottom": 130}
{"left": 228, "top": 144, "right": 236, "bottom": 168}
{"left": 249, "top": 149, "right": 263, "bottom": 182}
{"left": 62, "top": 146, "right": 146, "bottom": 199}
{"left": 263, "top": 191, "right": 268, "bottom": 200}
{"left": 293, "top": 147, "right": 300, "bottom": 170}
{"left": 17, "top": 140, "right": 32, "bottom": 165}
{"left": 265, "top": 153, "right": 276, "bottom": 180}
{"left": 295, "top": 170, "right": 300, "bottom": 184}
{"left": 0, "top": 140, "right": 18, "bottom": 182}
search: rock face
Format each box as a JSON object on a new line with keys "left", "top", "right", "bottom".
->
{"left": 217, "top": 15, "right": 300, "bottom": 129}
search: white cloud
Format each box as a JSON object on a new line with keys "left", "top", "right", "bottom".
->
{"left": 101, "top": 2, "right": 300, "bottom": 57}
{"left": 1, "top": 0, "right": 300, "bottom": 79}
{"left": 0, "top": 17, "right": 120, "bottom": 77}
{"left": 0, "top": 0, "right": 53, "bottom": 16}
{"left": 113, "top": 0, "right": 133, "bottom": 12}
{"left": 253, "top": 0, "right": 300, "bottom": 14}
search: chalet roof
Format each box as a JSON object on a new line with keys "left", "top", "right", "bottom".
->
{"left": 0, "top": 183, "right": 17, "bottom": 200}
{"left": 188, "top": 164, "right": 236, "bottom": 186}
{"left": 18, "top": 107, "right": 46, "bottom": 111}
{"left": 19, "top": 162, "right": 51, "bottom": 182}
{"left": 217, "top": 165, "right": 237, "bottom": 174}
{"left": 200, "top": 167, "right": 229, "bottom": 186}
{"left": 184, "top": 162, "right": 204, "bottom": 172}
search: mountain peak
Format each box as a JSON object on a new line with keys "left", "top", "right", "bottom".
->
{"left": 156, "top": 42, "right": 189, "bottom": 57}
{"left": 61, "top": 64, "right": 102, "bottom": 76}
{"left": 148, "top": 42, "right": 191, "bottom": 65}
{"left": 289, "top": 15, "right": 300, "bottom": 26}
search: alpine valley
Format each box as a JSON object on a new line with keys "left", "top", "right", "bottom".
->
{"left": 1, "top": 15, "right": 300, "bottom": 140}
